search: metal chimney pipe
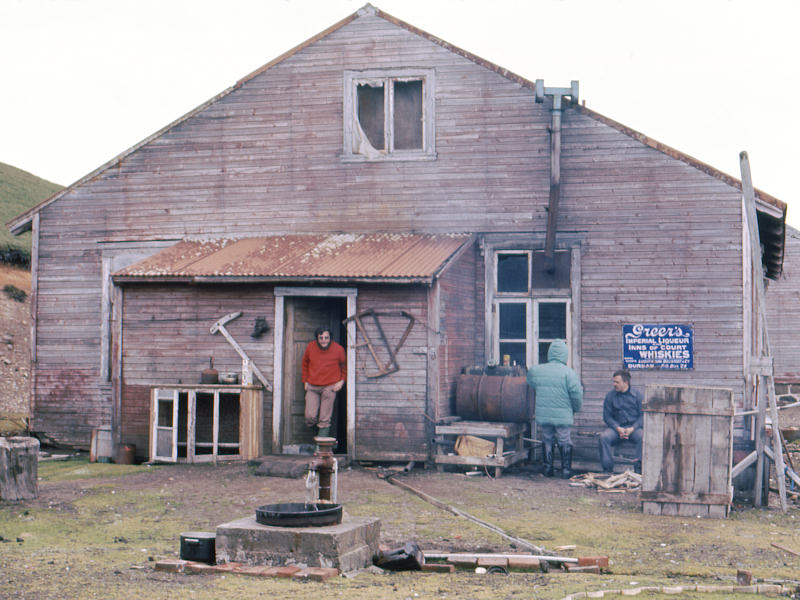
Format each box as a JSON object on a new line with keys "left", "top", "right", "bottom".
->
{"left": 535, "top": 81, "right": 579, "bottom": 272}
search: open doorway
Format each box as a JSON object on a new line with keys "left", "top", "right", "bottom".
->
{"left": 282, "top": 296, "right": 348, "bottom": 453}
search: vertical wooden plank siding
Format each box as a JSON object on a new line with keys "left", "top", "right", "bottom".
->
{"left": 437, "top": 243, "right": 481, "bottom": 419}
{"left": 26, "top": 11, "right": 756, "bottom": 455}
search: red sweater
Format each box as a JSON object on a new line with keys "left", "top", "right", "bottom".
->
{"left": 301, "top": 341, "right": 346, "bottom": 386}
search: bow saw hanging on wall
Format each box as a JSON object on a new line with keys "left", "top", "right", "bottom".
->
{"left": 343, "top": 309, "right": 436, "bottom": 378}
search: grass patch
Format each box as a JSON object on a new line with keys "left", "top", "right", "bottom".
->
{"left": 38, "top": 456, "right": 155, "bottom": 482}
{"left": 0, "top": 161, "right": 62, "bottom": 266}
{"left": 2, "top": 283, "right": 26, "bottom": 302}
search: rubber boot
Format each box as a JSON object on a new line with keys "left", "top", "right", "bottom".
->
{"left": 543, "top": 442, "right": 555, "bottom": 477}
{"left": 560, "top": 444, "right": 573, "bottom": 479}
{"left": 317, "top": 426, "right": 331, "bottom": 438}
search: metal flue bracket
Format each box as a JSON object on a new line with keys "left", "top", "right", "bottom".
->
{"left": 534, "top": 80, "right": 579, "bottom": 108}
{"left": 210, "top": 311, "right": 272, "bottom": 391}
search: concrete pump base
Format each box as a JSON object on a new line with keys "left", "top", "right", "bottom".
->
{"left": 215, "top": 514, "right": 381, "bottom": 572}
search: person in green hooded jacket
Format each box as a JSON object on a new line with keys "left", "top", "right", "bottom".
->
{"left": 526, "top": 339, "right": 583, "bottom": 478}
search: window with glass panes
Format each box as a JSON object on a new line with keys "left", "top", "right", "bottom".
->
{"left": 493, "top": 251, "right": 571, "bottom": 367}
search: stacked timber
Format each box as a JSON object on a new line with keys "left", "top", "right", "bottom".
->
{"left": 569, "top": 471, "right": 641, "bottom": 492}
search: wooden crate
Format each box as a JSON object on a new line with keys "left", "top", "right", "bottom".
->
{"left": 641, "top": 385, "right": 734, "bottom": 518}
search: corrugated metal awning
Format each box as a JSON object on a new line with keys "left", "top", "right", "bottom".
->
{"left": 112, "top": 233, "right": 474, "bottom": 284}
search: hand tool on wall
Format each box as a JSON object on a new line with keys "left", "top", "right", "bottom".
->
{"left": 210, "top": 311, "right": 272, "bottom": 391}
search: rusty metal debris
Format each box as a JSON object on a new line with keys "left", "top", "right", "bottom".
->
{"left": 569, "top": 470, "right": 641, "bottom": 492}
{"left": 374, "top": 542, "right": 423, "bottom": 571}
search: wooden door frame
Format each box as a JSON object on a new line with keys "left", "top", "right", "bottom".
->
{"left": 272, "top": 287, "right": 357, "bottom": 457}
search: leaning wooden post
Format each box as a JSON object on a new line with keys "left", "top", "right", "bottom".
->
{"left": 0, "top": 436, "right": 40, "bottom": 501}
{"left": 740, "top": 151, "right": 788, "bottom": 512}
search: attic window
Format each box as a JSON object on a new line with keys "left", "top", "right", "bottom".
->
{"left": 344, "top": 69, "right": 435, "bottom": 161}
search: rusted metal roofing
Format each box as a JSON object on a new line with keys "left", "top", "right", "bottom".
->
{"left": 113, "top": 233, "right": 473, "bottom": 283}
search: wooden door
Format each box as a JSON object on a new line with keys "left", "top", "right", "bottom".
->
{"left": 151, "top": 388, "right": 178, "bottom": 462}
{"left": 282, "top": 297, "right": 346, "bottom": 447}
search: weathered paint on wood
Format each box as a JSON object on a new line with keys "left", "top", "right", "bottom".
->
{"left": 437, "top": 242, "right": 482, "bottom": 421}
{"left": 24, "top": 10, "right": 762, "bottom": 464}
{"left": 767, "top": 226, "right": 800, "bottom": 384}
{"left": 352, "top": 286, "right": 430, "bottom": 460}
{"left": 121, "top": 285, "right": 276, "bottom": 453}
{"left": 641, "top": 385, "right": 733, "bottom": 518}
{"left": 0, "top": 437, "right": 39, "bottom": 501}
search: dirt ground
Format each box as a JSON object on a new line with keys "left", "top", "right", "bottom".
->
{"left": 1, "top": 457, "right": 800, "bottom": 600}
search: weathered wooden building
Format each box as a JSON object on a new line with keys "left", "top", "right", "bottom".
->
{"left": 767, "top": 225, "right": 800, "bottom": 398}
{"left": 8, "top": 5, "right": 787, "bottom": 465}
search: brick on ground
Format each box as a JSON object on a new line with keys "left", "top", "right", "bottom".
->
{"left": 577, "top": 556, "right": 609, "bottom": 567}
{"left": 271, "top": 565, "right": 302, "bottom": 577}
{"left": 154, "top": 559, "right": 187, "bottom": 573}
{"left": 293, "top": 567, "right": 340, "bottom": 581}
{"left": 183, "top": 562, "right": 218, "bottom": 575}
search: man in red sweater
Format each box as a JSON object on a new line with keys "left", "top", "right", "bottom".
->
{"left": 302, "top": 327, "right": 346, "bottom": 439}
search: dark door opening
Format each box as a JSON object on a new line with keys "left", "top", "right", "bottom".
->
{"left": 283, "top": 296, "right": 348, "bottom": 454}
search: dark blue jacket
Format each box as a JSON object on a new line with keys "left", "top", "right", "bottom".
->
{"left": 602, "top": 386, "right": 643, "bottom": 430}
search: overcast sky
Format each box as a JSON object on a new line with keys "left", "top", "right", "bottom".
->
{"left": 2, "top": 0, "right": 798, "bottom": 225}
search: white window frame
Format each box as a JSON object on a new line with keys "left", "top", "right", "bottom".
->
{"left": 488, "top": 248, "right": 576, "bottom": 368}
{"left": 495, "top": 250, "right": 531, "bottom": 295}
{"left": 342, "top": 68, "right": 436, "bottom": 162}
{"left": 533, "top": 298, "right": 572, "bottom": 367}
{"left": 493, "top": 299, "right": 532, "bottom": 367}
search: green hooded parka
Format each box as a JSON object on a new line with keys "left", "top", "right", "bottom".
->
{"left": 526, "top": 340, "right": 583, "bottom": 426}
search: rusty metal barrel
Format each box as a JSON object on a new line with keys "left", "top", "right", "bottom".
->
{"left": 455, "top": 374, "right": 534, "bottom": 422}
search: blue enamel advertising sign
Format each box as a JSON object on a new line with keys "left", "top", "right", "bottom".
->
{"left": 623, "top": 324, "right": 693, "bottom": 370}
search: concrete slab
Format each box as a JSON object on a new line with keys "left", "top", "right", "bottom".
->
{"left": 215, "top": 514, "right": 380, "bottom": 572}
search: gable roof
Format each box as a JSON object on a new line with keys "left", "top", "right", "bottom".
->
{"left": 6, "top": 3, "right": 787, "bottom": 248}
{"left": 112, "top": 233, "right": 473, "bottom": 284}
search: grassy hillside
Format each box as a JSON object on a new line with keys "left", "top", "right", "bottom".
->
{"left": 0, "top": 161, "right": 63, "bottom": 266}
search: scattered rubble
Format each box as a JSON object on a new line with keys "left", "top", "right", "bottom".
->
{"left": 155, "top": 559, "right": 340, "bottom": 581}
{"left": 560, "top": 582, "right": 797, "bottom": 599}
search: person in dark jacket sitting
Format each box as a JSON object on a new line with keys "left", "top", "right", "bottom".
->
{"left": 526, "top": 340, "right": 583, "bottom": 478}
{"left": 599, "top": 369, "right": 643, "bottom": 474}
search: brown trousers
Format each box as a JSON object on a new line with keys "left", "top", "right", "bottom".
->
{"left": 304, "top": 383, "right": 337, "bottom": 429}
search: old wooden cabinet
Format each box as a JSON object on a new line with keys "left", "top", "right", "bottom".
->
{"left": 149, "top": 385, "right": 263, "bottom": 463}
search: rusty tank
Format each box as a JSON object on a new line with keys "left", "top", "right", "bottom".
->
{"left": 455, "top": 372, "right": 534, "bottom": 423}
